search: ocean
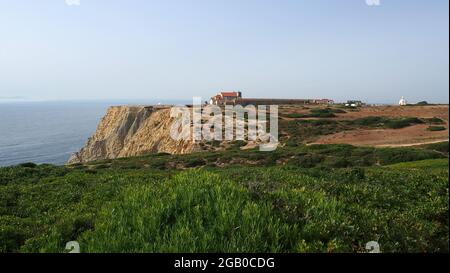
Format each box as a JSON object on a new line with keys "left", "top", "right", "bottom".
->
{"left": 0, "top": 100, "right": 189, "bottom": 167}
{"left": 0, "top": 101, "right": 112, "bottom": 167}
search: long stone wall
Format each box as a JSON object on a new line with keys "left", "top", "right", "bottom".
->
{"left": 237, "top": 98, "right": 313, "bottom": 106}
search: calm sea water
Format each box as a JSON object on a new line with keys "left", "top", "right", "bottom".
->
{"left": 0, "top": 101, "right": 111, "bottom": 167}
{"left": 0, "top": 100, "right": 188, "bottom": 167}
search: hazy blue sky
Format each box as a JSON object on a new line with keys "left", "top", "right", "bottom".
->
{"left": 0, "top": 0, "right": 448, "bottom": 103}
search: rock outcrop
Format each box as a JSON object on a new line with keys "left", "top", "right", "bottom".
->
{"left": 68, "top": 106, "right": 199, "bottom": 164}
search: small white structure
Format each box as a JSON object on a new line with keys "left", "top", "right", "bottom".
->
{"left": 345, "top": 100, "right": 363, "bottom": 107}
{"left": 399, "top": 96, "right": 407, "bottom": 106}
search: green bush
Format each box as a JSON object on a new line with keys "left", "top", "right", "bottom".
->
{"left": 425, "top": 142, "right": 449, "bottom": 154}
{"left": 93, "top": 164, "right": 110, "bottom": 170}
{"left": 324, "top": 157, "right": 351, "bottom": 168}
{"left": 347, "top": 116, "right": 387, "bottom": 127}
{"left": 347, "top": 117, "right": 424, "bottom": 129}
{"left": 296, "top": 154, "right": 325, "bottom": 168}
{"left": 285, "top": 109, "right": 340, "bottom": 119}
{"left": 184, "top": 158, "right": 206, "bottom": 168}
{"left": 18, "top": 163, "right": 37, "bottom": 168}
{"left": 423, "top": 117, "right": 445, "bottom": 124}
{"left": 385, "top": 118, "right": 423, "bottom": 129}
{"left": 329, "top": 108, "right": 347, "bottom": 114}
{"left": 309, "top": 108, "right": 336, "bottom": 118}
{"left": 388, "top": 159, "right": 449, "bottom": 169}
{"left": 286, "top": 113, "right": 308, "bottom": 118}
{"left": 427, "top": 126, "right": 446, "bottom": 132}
{"left": 375, "top": 148, "right": 444, "bottom": 165}
{"left": 150, "top": 159, "right": 167, "bottom": 170}
{"left": 80, "top": 171, "right": 294, "bottom": 253}
{"left": 230, "top": 140, "right": 247, "bottom": 149}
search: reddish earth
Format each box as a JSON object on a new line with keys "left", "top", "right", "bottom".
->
{"left": 334, "top": 105, "right": 449, "bottom": 121}
{"left": 312, "top": 125, "right": 448, "bottom": 147}
{"left": 312, "top": 105, "right": 449, "bottom": 147}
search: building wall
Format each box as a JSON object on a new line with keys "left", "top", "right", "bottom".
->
{"left": 238, "top": 98, "right": 313, "bottom": 106}
{"left": 210, "top": 93, "right": 333, "bottom": 106}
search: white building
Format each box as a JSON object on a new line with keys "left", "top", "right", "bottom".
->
{"left": 399, "top": 96, "right": 407, "bottom": 106}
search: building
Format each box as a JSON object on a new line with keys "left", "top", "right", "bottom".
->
{"left": 210, "top": 91, "right": 242, "bottom": 105}
{"left": 313, "top": 99, "right": 335, "bottom": 105}
{"left": 239, "top": 98, "right": 312, "bottom": 106}
{"left": 209, "top": 91, "right": 334, "bottom": 106}
{"left": 399, "top": 96, "right": 407, "bottom": 106}
{"left": 345, "top": 100, "right": 364, "bottom": 107}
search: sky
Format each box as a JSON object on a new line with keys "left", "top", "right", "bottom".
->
{"left": 0, "top": 0, "right": 448, "bottom": 103}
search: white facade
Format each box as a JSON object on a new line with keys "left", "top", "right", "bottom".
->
{"left": 399, "top": 97, "right": 407, "bottom": 106}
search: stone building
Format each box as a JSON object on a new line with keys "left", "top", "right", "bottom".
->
{"left": 209, "top": 91, "right": 242, "bottom": 105}
{"left": 209, "top": 91, "right": 334, "bottom": 106}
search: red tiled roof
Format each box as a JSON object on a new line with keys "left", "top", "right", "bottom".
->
{"left": 220, "top": 91, "right": 240, "bottom": 97}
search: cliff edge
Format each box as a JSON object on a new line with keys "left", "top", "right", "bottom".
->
{"left": 68, "top": 106, "right": 198, "bottom": 164}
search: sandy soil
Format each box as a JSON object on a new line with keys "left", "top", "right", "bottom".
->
{"left": 312, "top": 124, "right": 448, "bottom": 147}
{"left": 311, "top": 105, "right": 449, "bottom": 147}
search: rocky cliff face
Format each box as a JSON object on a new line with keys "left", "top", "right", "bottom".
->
{"left": 68, "top": 106, "right": 199, "bottom": 164}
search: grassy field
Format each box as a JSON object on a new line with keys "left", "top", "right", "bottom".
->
{"left": 277, "top": 105, "right": 448, "bottom": 145}
{"left": 0, "top": 143, "right": 448, "bottom": 253}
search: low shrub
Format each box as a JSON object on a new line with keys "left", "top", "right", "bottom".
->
{"left": 425, "top": 142, "right": 449, "bottom": 154}
{"left": 18, "top": 163, "right": 37, "bottom": 168}
{"left": 80, "top": 171, "right": 295, "bottom": 253}
{"left": 230, "top": 140, "right": 247, "bottom": 149}
{"left": 375, "top": 148, "right": 444, "bottom": 165}
{"left": 286, "top": 113, "right": 308, "bottom": 118}
{"left": 423, "top": 117, "right": 445, "bottom": 124}
{"left": 346, "top": 117, "right": 424, "bottom": 129}
{"left": 346, "top": 116, "right": 387, "bottom": 127}
{"left": 296, "top": 154, "right": 325, "bottom": 168}
{"left": 385, "top": 118, "right": 423, "bottom": 129}
{"left": 310, "top": 108, "right": 336, "bottom": 118}
{"left": 427, "top": 126, "right": 446, "bottom": 132}
{"left": 184, "top": 158, "right": 206, "bottom": 168}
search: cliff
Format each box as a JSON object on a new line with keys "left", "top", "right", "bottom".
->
{"left": 68, "top": 106, "right": 199, "bottom": 164}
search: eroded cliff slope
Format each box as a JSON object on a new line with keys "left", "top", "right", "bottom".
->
{"left": 68, "top": 106, "right": 198, "bottom": 164}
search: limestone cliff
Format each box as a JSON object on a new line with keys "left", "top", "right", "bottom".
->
{"left": 68, "top": 106, "right": 199, "bottom": 164}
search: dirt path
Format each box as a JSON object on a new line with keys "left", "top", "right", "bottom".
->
{"left": 307, "top": 105, "right": 449, "bottom": 147}
{"left": 311, "top": 123, "right": 449, "bottom": 147}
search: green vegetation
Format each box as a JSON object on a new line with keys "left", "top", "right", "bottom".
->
{"left": 284, "top": 108, "right": 345, "bottom": 119}
{"left": 0, "top": 143, "right": 448, "bottom": 253}
{"left": 387, "top": 158, "right": 449, "bottom": 169}
{"left": 345, "top": 116, "right": 424, "bottom": 129}
{"left": 309, "top": 108, "right": 337, "bottom": 118}
{"left": 286, "top": 113, "right": 306, "bottom": 118}
{"left": 280, "top": 114, "right": 438, "bottom": 145}
{"left": 280, "top": 119, "right": 344, "bottom": 143}
{"left": 385, "top": 117, "right": 424, "bottom": 129}
{"left": 346, "top": 116, "right": 387, "bottom": 127}
{"left": 81, "top": 171, "right": 292, "bottom": 253}
{"left": 423, "top": 117, "right": 445, "bottom": 124}
{"left": 423, "top": 141, "right": 449, "bottom": 155}
{"left": 427, "top": 126, "right": 447, "bottom": 132}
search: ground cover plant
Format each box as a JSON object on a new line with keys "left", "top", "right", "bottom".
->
{"left": 0, "top": 143, "right": 448, "bottom": 253}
